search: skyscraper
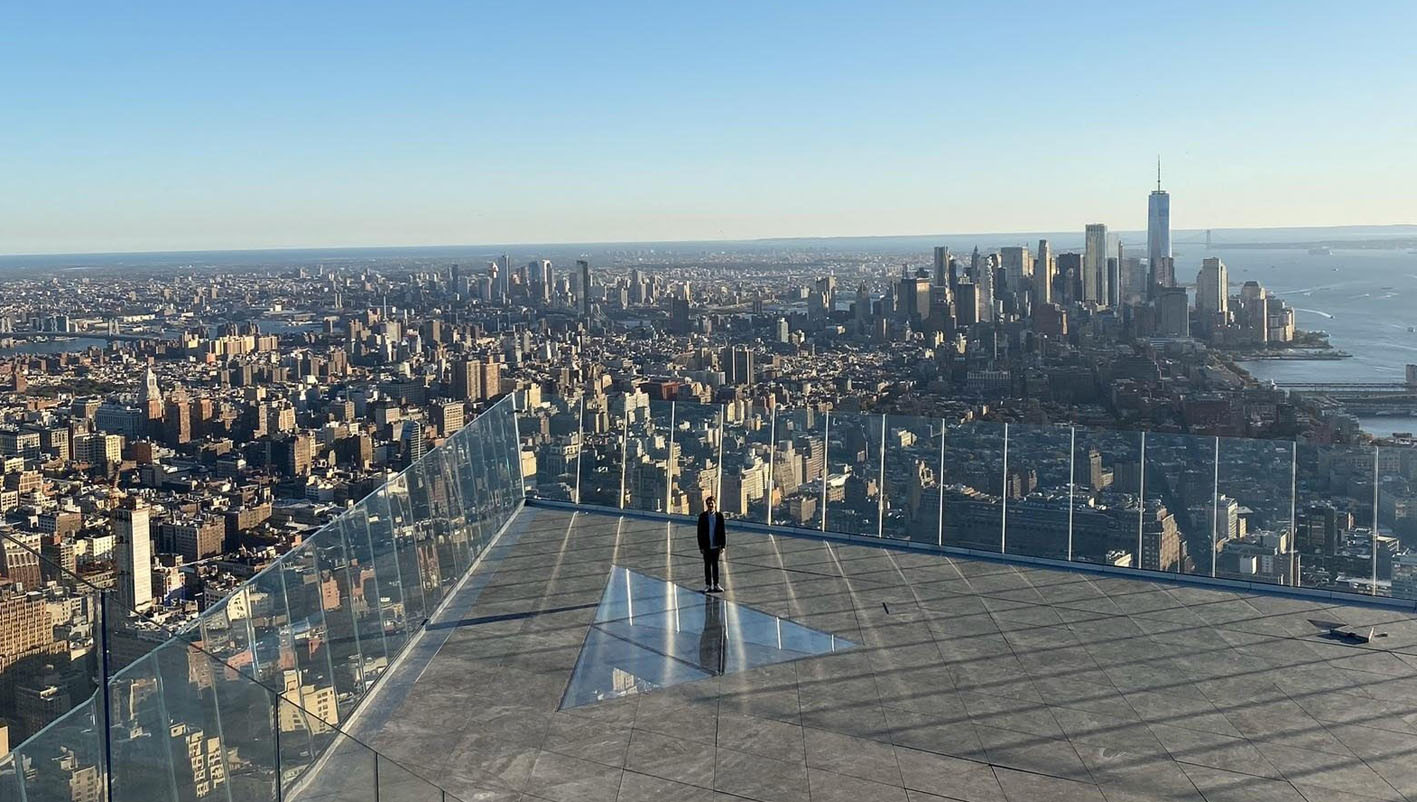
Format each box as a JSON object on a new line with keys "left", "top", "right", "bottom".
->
{"left": 1196, "top": 257, "right": 1230, "bottom": 325}
{"left": 1147, "top": 161, "right": 1171, "bottom": 292}
{"left": 999, "top": 247, "right": 1033, "bottom": 296}
{"left": 1083, "top": 224, "right": 1108, "bottom": 305}
{"left": 114, "top": 498, "right": 153, "bottom": 612}
{"left": 932, "top": 247, "right": 950, "bottom": 286}
{"left": 1034, "top": 239, "right": 1053, "bottom": 305}
{"left": 530, "top": 259, "right": 552, "bottom": 302}
{"left": 578, "top": 260, "right": 592, "bottom": 316}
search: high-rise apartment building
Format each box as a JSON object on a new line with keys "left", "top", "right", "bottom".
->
{"left": 1083, "top": 224, "right": 1108, "bottom": 305}
{"left": 452, "top": 359, "right": 481, "bottom": 402}
{"left": 113, "top": 498, "right": 153, "bottom": 612}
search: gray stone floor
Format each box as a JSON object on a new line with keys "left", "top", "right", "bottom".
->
{"left": 347, "top": 506, "right": 1417, "bottom": 802}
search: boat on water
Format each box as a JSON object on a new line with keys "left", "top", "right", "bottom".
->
{"left": 1310, "top": 246, "right": 1333, "bottom": 256}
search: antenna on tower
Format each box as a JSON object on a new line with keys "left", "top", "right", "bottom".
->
{"left": 1156, "top": 156, "right": 1162, "bottom": 192}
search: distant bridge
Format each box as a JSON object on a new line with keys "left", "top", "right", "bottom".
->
{"left": 1, "top": 331, "right": 156, "bottom": 343}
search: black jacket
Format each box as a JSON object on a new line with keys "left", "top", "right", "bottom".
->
{"left": 697, "top": 511, "right": 726, "bottom": 551}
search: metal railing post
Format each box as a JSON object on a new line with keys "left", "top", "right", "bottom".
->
{"left": 511, "top": 392, "right": 526, "bottom": 495}
{"left": 1000, "top": 423, "right": 1009, "bottom": 554}
{"left": 877, "top": 414, "right": 886, "bottom": 538}
{"left": 1290, "top": 442, "right": 1298, "bottom": 586}
{"left": 98, "top": 590, "right": 114, "bottom": 802}
{"left": 574, "top": 396, "right": 584, "bottom": 505}
{"left": 1137, "top": 431, "right": 1146, "bottom": 569}
{"left": 666, "top": 401, "right": 676, "bottom": 514}
{"left": 619, "top": 404, "right": 629, "bottom": 509}
{"left": 1067, "top": 427, "right": 1075, "bottom": 562}
{"left": 820, "top": 411, "right": 830, "bottom": 533}
{"left": 715, "top": 405, "right": 725, "bottom": 506}
{"left": 1373, "top": 446, "right": 1380, "bottom": 595}
{"left": 766, "top": 405, "right": 776, "bottom": 525}
{"left": 937, "top": 419, "right": 946, "bottom": 548}
{"left": 1212, "top": 436, "right": 1220, "bottom": 578}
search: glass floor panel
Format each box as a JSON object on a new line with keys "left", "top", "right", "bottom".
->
{"left": 560, "top": 566, "right": 855, "bottom": 709}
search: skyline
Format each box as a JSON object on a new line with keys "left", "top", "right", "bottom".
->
{"left": 4, "top": 2, "right": 1416, "bottom": 253}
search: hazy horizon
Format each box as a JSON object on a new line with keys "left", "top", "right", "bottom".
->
{"left": 3, "top": 222, "right": 1416, "bottom": 264}
{"left": 5, "top": 3, "right": 1414, "bottom": 255}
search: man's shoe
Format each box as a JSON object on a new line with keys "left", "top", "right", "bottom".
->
{"left": 704, "top": 585, "right": 714, "bottom": 593}
{"left": 713, "top": 583, "right": 725, "bottom": 592}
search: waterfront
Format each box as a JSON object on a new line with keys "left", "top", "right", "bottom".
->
{"left": 1225, "top": 246, "right": 1417, "bottom": 436}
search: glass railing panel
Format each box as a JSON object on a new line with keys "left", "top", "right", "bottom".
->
{"left": 1001, "top": 423, "right": 1075, "bottom": 560}
{"left": 309, "top": 521, "right": 370, "bottom": 720}
{"left": 278, "top": 541, "right": 342, "bottom": 734}
{"left": 428, "top": 446, "right": 472, "bottom": 589}
{"left": 1216, "top": 435, "right": 1297, "bottom": 586}
{"left": 518, "top": 393, "right": 579, "bottom": 501}
{"left": 719, "top": 400, "right": 771, "bottom": 522}
{"left": 4, "top": 694, "right": 104, "bottom": 802}
{"left": 0, "top": 539, "right": 105, "bottom": 746}
{"left": 245, "top": 566, "right": 296, "bottom": 689}
{"left": 670, "top": 399, "right": 723, "bottom": 515}
{"left": 402, "top": 457, "right": 450, "bottom": 613}
{"left": 492, "top": 397, "right": 523, "bottom": 522}
{"left": 769, "top": 407, "right": 826, "bottom": 530}
{"left": 745, "top": 402, "right": 778, "bottom": 524}
{"left": 385, "top": 473, "right": 430, "bottom": 628}
{"left": 576, "top": 395, "right": 622, "bottom": 507}
{"left": 625, "top": 398, "right": 676, "bottom": 514}
{"left": 199, "top": 591, "right": 256, "bottom": 680}
{"left": 1295, "top": 442, "right": 1378, "bottom": 594}
{"left": 148, "top": 636, "right": 239, "bottom": 802}
{"left": 1138, "top": 431, "right": 1211, "bottom": 575}
{"left": 941, "top": 421, "right": 1006, "bottom": 552}
{"left": 1376, "top": 445, "right": 1408, "bottom": 599}
{"left": 196, "top": 621, "right": 280, "bottom": 801}
{"left": 488, "top": 398, "right": 522, "bottom": 533}
{"left": 362, "top": 489, "right": 414, "bottom": 656}
{"left": 448, "top": 421, "right": 488, "bottom": 560}
{"left": 880, "top": 414, "right": 945, "bottom": 545}
{"left": 823, "top": 410, "right": 882, "bottom": 537}
{"left": 1069, "top": 426, "right": 1143, "bottom": 569}
{"left": 336, "top": 512, "right": 392, "bottom": 695}
{"left": 107, "top": 650, "right": 179, "bottom": 802}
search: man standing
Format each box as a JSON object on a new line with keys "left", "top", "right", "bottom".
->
{"left": 697, "top": 496, "right": 726, "bottom": 593}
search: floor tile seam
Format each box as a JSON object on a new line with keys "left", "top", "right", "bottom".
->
{"left": 1250, "top": 743, "right": 1409, "bottom": 800}
{"left": 973, "top": 572, "right": 1092, "bottom": 785}
{"left": 819, "top": 538, "right": 898, "bottom": 750}
{"left": 881, "top": 549, "right": 956, "bottom": 676}
{"left": 1270, "top": 681, "right": 1416, "bottom": 800}
{"left": 1146, "top": 720, "right": 1292, "bottom": 780}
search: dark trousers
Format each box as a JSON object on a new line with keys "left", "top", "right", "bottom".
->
{"left": 702, "top": 549, "right": 721, "bottom": 586}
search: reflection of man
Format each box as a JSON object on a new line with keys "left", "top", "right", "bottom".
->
{"left": 697, "top": 496, "right": 726, "bottom": 593}
{"left": 698, "top": 594, "right": 725, "bottom": 675}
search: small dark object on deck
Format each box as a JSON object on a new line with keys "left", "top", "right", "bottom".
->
{"left": 1309, "top": 618, "right": 1386, "bottom": 644}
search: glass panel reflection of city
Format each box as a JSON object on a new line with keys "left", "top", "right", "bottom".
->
{"left": 560, "top": 566, "right": 855, "bottom": 709}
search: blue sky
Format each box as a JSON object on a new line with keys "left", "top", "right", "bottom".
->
{"left": 3, "top": 1, "right": 1414, "bottom": 254}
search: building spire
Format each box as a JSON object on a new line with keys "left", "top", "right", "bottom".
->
{"left": 1156, "top": 156, "right": 1162, "bottom": 192}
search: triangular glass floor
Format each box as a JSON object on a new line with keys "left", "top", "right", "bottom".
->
{"left": 559, "top": 566, "right": 855, "bottom": 710}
